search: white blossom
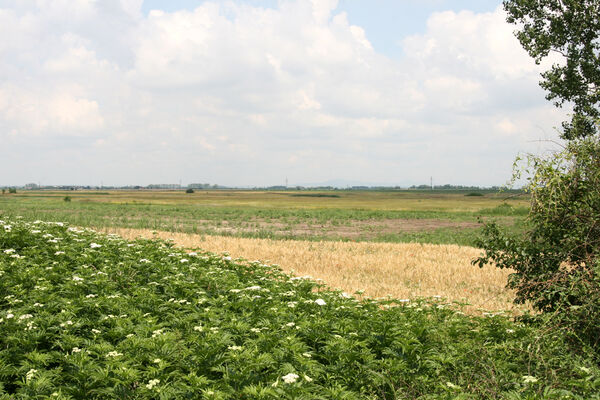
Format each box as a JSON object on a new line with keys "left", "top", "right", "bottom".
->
{"left": 446, "top": 382, "right": 460, "bottom": 389}
{"left": 146, "top": 379, "right": 160, "bottom": 389}
{"left": 281, "top": 373, "right": 299, "bottom": 384}
{"left": 25, "top": 368, "right": 37, "bottom": 381}
{"left": 314, "top": 298, "right": 327, "bottom": 306}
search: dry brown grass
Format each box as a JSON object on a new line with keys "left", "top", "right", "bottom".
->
{"left": 105, "top": 228, "right": 523, "bottom": 314}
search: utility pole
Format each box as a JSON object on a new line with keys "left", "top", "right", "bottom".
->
{"left": 285, "top": 177, "right": 288, "bottom": 188}
{"left": 430, "top": 176, "right": 433, "bottom": 190}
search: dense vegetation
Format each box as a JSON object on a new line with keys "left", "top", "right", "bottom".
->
{"left": 476, "top": 137, "right": 600, "bottom": 352}
{"left": 1, "top": 218, "right": 599, "bottom": 399}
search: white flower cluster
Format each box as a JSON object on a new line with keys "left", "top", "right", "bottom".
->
{"left": 146, "top": 378, "right": 160, "bottom": 389}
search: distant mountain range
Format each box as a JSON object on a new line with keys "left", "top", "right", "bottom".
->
{"left": 295, "top": 179, "right": 404, "bottom": 188}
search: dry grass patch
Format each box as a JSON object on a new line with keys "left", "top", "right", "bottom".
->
{"left": 105, "top": 228, "right": 522, "bottom": 314}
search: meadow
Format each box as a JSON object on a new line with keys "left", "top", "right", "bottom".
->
{"left": 0, "top": 190, "right": 528, "bottom": 246}
{"left": 1, "top": 218, "right": 599, "bottom": 399}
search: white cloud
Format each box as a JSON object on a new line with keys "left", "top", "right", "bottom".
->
{"left": 0, "top": 86, "right": 104, "bottom": 136}
{"left": 0, "top": 1, "right": 568, "bottom": 186}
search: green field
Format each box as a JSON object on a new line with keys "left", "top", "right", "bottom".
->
{"left": 0, "top": 190, "right": 529, "bottom": 246}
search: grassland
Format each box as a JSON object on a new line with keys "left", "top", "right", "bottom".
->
{"left": 0, "top": 190, "right": 528, "bottom": 246}
{"left": 1, "top": 219, "right": 599, "bottom": 399}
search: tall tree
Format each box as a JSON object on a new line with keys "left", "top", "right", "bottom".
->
{"left": 504, "top": 0, "right": 600, "bottom": 139}
{"left": 475, "top": 1, "right": 600, "bottom": 352}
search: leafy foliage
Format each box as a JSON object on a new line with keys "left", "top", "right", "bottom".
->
{"left": 503, "top": 0, "right": 600, "bottom": 139}
{"left": 1, "top": 218, "right": 599, "bottom": 399}
{"left": 475, "top": 137, "right": 600, "bottom": 351}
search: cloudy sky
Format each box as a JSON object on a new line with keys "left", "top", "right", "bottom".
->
{"left": 0, "top": 0, "right": 568, "bottom": 187}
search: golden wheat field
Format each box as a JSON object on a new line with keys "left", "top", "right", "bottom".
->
{"left": 105, "top": 227, "right": 523, "bottom": 314}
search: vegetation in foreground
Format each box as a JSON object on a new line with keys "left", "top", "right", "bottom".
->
{"left": 1, "top": 218, "right": 599, "bottom": 399}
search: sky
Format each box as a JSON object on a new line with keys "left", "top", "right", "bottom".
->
{"left": 0, "top": 0, "right": 568, "bottom": 187}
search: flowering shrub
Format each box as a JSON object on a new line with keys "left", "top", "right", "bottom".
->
{"left": 0, "top": 218, "right": 599, "bottom": 399}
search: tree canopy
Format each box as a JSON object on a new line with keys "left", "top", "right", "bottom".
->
{"left": 504, "top": 0, "right": 600, "bottom": 139}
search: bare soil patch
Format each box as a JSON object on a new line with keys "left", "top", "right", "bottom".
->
{"left": 196, "top": 218, "right": 480, "bottom": 239}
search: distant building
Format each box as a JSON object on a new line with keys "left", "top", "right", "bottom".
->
{"left": 24, "top": 183, "right": 39, "bottom": 189}
{"left": 147, "top": 184, "right": 181, "bottom": 190}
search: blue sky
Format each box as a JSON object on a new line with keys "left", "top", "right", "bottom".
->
{"left": 0, "top": 0, "right": 566, "bottom": 187}
{"left": 142, "top": 0, "right": 503, "bottom": 59}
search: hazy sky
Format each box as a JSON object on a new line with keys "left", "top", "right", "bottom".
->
{"left": 0, "top": 0, "right": 568, "bottom": 187}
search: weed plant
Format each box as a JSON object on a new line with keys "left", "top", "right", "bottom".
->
{"left": 1, "top": 218, "right": 598, "bottom": 399}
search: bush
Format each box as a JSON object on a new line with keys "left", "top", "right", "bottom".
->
{"left": 63, "top": 196, "right": 71, "bottom": 202}
{"left": 185, "top": 188, "right": 194, "bottom": 194}
{"left": 8, "top": 188, "right": 16, "bottom": 194}
{"left": 474, "top": 137, "right": 600, "bottom": 351}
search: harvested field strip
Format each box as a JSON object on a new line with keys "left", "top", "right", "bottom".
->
{"left": 106, "top": 228, "right": 521, "bottom": 313}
